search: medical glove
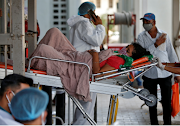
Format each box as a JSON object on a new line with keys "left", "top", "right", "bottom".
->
{"left": 157, "top": 58, "right": 165, "bottom": 70}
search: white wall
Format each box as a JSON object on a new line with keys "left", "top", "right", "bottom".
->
{"left": 137, "top": 0, "right": 172, "bottom": 41}
{"left": 37, "top": 0, "right": 51, "bottom": 43}
{"left": 81, "top": 0, "right": 118, "bottom": 16}
{"left": 68, "top": 0, "right": 81, "bottom": 17}
{"left": 37, "top": 0, "right": 81, "bottom": 42}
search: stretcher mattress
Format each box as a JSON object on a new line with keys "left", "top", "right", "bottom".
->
{"left": 0, "top": 62, "right": 123, "bottom": 96}
{"left": 0, "top": 57, "right": 158, "bottom": 98}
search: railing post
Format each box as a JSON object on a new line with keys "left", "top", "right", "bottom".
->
{"left": 11, "top": 0, "right": 25, "bottom": 75}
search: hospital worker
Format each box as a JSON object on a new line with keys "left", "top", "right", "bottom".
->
{"left": 10, "top": 87, "right": 49, "bottom": 125}
{"left": 67, "top": 2, "right": 105, "bottom": 125}
{"left": 137, "top": 13, "right": 180, "bottom": 125}
{"left": 67, "top": 2, "right": 105, "bottom": 52}
{"left": 0, "top": 74, "right": 33, "bottom": 125}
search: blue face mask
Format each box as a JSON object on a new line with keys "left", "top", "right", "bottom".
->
{"left": 6, "top": 91, "right": 15, "bottom": 111}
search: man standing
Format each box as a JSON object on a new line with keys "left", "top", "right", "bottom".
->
{"left": 137, "top": 13, "right": 180, "bottom": 125}
{"left": 67, "top": 2, "right": 105, "bottom": 52}
{"left": 67, "top": 2, "right": 105, "bottom": 125}
{"left": 0, "top": 74, "right": 33, "bottom": 125}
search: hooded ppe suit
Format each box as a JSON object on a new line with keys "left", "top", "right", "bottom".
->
{"left": 67, "top": 15, "right": 105, "bottom": 52}
{"left": 67, "top": 14, "right": 105, "bottom": 125}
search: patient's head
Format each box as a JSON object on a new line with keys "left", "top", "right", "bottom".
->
{"left": 126, "top": 42, "right": 151, "bottom": 60}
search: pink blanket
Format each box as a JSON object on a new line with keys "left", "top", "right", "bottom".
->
{"left": 30, "top": 28, "right": 113, "bottom": 102}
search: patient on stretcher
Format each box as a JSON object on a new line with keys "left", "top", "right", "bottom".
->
{"left": 3, "top": 27, "right": 151, "bottom": 102}
{"left": 0, "top": 28, "right": 147, "bottom": 102}
{"left": 88, "top": 42, "right": 151, "bottom": 74}
{"left": 27, "top": 28, "right": 151, "bottom": 101}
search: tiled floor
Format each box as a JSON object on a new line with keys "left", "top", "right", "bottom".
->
{"left": 53, "top": 75, "right": 180, "bottom": 125}
{"left": 96, "top": 93, "right": 180, "bottom": 125}
{"left": 96, "top": 94, "right": 151, "bottom": 125}
{"left": 54, "top": 92, "right": 180, "bottom": 125}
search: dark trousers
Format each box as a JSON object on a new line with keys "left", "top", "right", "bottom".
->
{"left": 142, "top": 75, "right": 172, "bottom": 125}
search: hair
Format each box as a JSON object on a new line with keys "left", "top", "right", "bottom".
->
{"left": 0, "top": 74, "right": 33, "bottom": 98}
{"left": 15, "top": 119, "right": 36, "bottom": 125}
{"left": 131, "top": 42, "right": 151, "bottom": 60}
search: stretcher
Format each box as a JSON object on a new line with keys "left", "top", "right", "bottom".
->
{"left": 0, "top": 56, "right": 158, "bottom": 125}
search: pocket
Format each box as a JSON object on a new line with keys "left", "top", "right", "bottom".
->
{"left": 158, "top": 42, "right": 166, "bottom": 51}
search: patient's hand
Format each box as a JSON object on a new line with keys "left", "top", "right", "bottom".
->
{"left": 113, "top": 53, "right": 122, "bottom": 55}
{"left": 87, "top": 49, "right": 98, "bottom": 56}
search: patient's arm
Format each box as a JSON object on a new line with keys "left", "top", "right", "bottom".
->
{"left": 164, "top": 66, "right": 180, "bottom": 74}
{"left": 162, "top": 63, "right": 180, "bottom": 74}
{"left": 162, "top": 63, "right": 180, "bottom": 67}
{"left": 88, "top": 50, "right": 100, "bottom": 73}
{"left": 88, "top": 49, "right": 115, "bottom": 74}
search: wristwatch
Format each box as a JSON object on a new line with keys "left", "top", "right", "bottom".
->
{"left": 154, "top": 43, "right": 158, "bottom": 48}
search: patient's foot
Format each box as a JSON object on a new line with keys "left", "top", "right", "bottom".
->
{"left": 138, "top": 85, "right": 144, "bottom": 89}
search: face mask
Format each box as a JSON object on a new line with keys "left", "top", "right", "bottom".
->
{"left": 119, "top": 47, "right": 129, "bottom": 57}
{"left": 6, "top": 91, "right": 15, "bottom": 111}
{"left": 41, "top": 111, "right": 46, "bottom": 125}
{"left": 143, "top": 23, "right": 153, "bottom": 31}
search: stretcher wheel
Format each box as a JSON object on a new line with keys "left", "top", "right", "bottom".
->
{"left": 145, "top": 94, "right": 157, "bottom": 107}
{"left": 138, "top": 89, "right": 150, "bottom": 100}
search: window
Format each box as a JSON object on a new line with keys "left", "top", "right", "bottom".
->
{"left": 61, "top": 10, "right": 66, "bottom": 13}
{"left": 54, "top": 16, "right": 58, "bottom": 19}
{"left": 54, "top": 4, "right": 58, "bottom": 7}
{"left": 61, "top": 16, "right": 66, "bottom": 19}
{"left": 96, "top": 0, "right": 101, "bottom": 8}
{"left": 61, "top": 4, "right": 66, "bottom": 7}
{"left": 54, "top": 22, "right": 59, "bottom": 25}
{"left": 61, "top": 28, "right": 66, "bottom": 31}
{"left": 109, "top": 0, "right": 113, "bottom": 8}
{"left": 61, "top": 22, "right": 66, "bottom": 25}
{"left": 54, "top": 10, "right": 58, "bottom": 13}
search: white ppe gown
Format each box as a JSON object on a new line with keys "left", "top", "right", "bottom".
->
{"left": 0, "top": 109, "right": 23, "bottom": 125}
{"left": 67, "top": 15, "right": 105, "bottom": 125}
{"left": 67, "top": 15, "right": 105, "bottom": 52}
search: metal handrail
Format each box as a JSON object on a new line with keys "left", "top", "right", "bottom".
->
{"left": 52, "top": 116, "right": 64, "bottom": 125}
{"left": 27, "top": 56, "right": 90, "bottom": 75}
{"left": 94, "top": 60, "right": 158, "bottom": 81}
{"left": 69, "top": 95, "right": 97, "bottom": 125}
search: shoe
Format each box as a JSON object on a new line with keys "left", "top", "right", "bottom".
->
{"left": 138, "top": 86, "right": 144, "bottom": 89}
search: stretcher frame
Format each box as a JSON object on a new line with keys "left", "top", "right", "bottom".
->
{"left": 0, "top": 56, "right": 158, "bottom": 125}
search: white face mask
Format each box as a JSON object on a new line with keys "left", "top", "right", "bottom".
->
{"left": 143, "top": 23, "right": 153, "bottom": 31}
{"left": 6, "top": 91, "right": 15, "bottom": 110}
{"left": 41, "top": 111, "right": 46, "bottom": 125}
